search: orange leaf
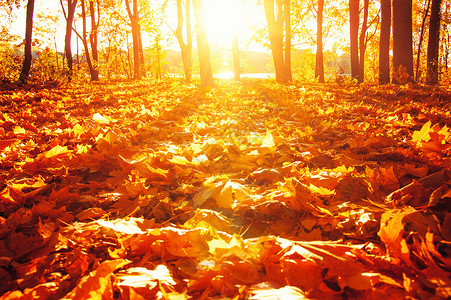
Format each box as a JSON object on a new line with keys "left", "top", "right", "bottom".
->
{"left": 62, "top": 259, "right": 129, "bottom": 300}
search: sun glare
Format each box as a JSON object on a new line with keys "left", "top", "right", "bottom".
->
{"left": 202, "top": 0, "right": 251, "bottom": 47}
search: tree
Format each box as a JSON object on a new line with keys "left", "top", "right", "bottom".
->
{"left": 358, "top": 0, "right": 368, "bottom": 83}
{"left": 315, "top": 0, "right": 324, "bottom": 83}
{"left": 125, "top": 0, "right": 145, "bottom": 79}
{"left": 89, "top": 0, "right": 100, "bottom": 80}
{"left": 175, "top": 0, "right": 193, "bottom": 82}
{"left": 0, "top": 0, "right": 20, "bottom": 12}
{"left": 393, "top": 0, "right": 414, "bottom": 83}
{"left": 62, "top": 0, "right": 78, "bottom": 79}
{"left": 19, "top": 0, "right": 35, "bottom": 83}
{"left": 349, "top": 0, "right": 359, "bottom": 82}
{"left": 284, "top": 0, "right": 291, "bottom": 81}
{"left": 427, "top": 0, "right": 443, "bottom": 84}
{"left": 193, "top": 0, "right": 214, "bottom": 87}
{"left": 415, "top": 0, "right": 431, "bottom": 82}
{"left": 379, "top": 0, "right": 391, "bottom": 84}
{"left": 35, "top": 11, "right": 61, "bottom": 69}
{"left": 96, "top": 0, "right": 131, "bottom": 79}
{"left": 264, "top": 0, "right": 292, "bottom": 83}
{"left": 79, "top": 0, "right": 99, "bottom": 81}
{"left": 151, "top": 32, "right": 163, "bottom": 80}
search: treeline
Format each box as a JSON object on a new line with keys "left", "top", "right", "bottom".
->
{"left": 0, "top": 0, "right": 450, "bottom": 85}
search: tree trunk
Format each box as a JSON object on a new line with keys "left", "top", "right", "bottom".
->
{"left": 232, "top": 34, "right": 240, "bottom": 81}
{"left": 349, "top": 0, "right": 360, "bottom": 82}
{"left": 54, "top": 39, "right": 59, "bottom": 69}
{"left": 137, "top": 15, "right": 144, "bottom": 74}
{"left": 379, "top": 0, "right": 391, "bottom": 84}
{"left": 264, "top": 0, "right": 291, "bottom": 83}
{"left": 89, "top": 0, "right": 99, "bottom": 81}
{"left": 358, "top": 0, "right": 369, "bottom": 83}
{"left": 126, "top": 34, "right": 132, "bottom": 79}
{"left": 125, "top": 0, "right": 144, "bottom": 79}
{"left": 19, "top": 0, "right": 35, "bottom": 83}
{"left": 155, "top": 34, "right": 162, "bottom": 80}
{"left": 315, "top": 0, "right": 324, "bottom": 83}
{"left": 393, "top": 0, "right": 414, "bottom": 83}
{"left": 193, "top": 0, "right": 214, "bottom": 87}
{"left": 284, "top": 0, "right": 292, "bottom": 81}
{"left": 80, "top": 0, "right": 96, "bottom": 81}
{"left": 415, "top": 0, "right": 431, "bottom": 82}
{"left": 427, "top": 0, "right": 443, "bottom": 84}
{"left": 176, "top": 0, "right": 193, "bottom": 82}
{"left": 65, "top": 0, "right": 78, "bottom": 79}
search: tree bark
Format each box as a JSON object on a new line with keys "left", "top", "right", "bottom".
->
{"left": 19, "top": 0, "right": 35, "bottom": 83}
{"left": 89, "top": 0, "right": 99, "bottom": 81}
{"left": 415, "top": 0, "right": 431, "bottom": 82}
{"left": 427, "top": 0, "right": 443, "bottom": 84}
{"left": 284, "top": 0, "right": 292, "bottom": 81}
{"left": 176, "top": 0, "right": 193, "bottom": 82}
{"left": 358, "top": 0, "right": 369, "bottom": 83}
{"left": 349, "top": 0, "right": 360, "bottom": 82}
{"left": 379, "top": 0, "right": 391, "bottom": 84}
{"left": 125, "top": 0, "right": 144, "bottom": 79}
{"left": 315, "top": 0, "right": 324, "bottom": 83}
{"left": 64, "top": 0, "right": 78, "bottom": 79}
{"left": 393, "top": 0, "right": 414, "bottom": 83}
{"left": 193, "top": 0, "right": 214, "bottom": 87}
{"left": 80, "top": 0, "right": 96, "bottom": 81}
{"left": 264, "top": 0, "right": 291, "bottom": 83}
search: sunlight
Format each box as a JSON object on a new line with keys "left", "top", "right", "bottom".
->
{"left": 202, "top": 0, "right": 246, "bottom": 46}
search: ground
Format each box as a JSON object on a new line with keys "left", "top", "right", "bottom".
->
{"left": 0, "top": 79, "right": 450, "bottom": 299}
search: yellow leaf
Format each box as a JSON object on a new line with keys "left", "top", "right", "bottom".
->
{"left": 216, "top": 180, "right": 251, "bottom": 208}
{"left": 13, "top": 126, "right": 26, "bottom": 135}
{"left": 261, "top": 131, "right": 275, "bottom": 148}
{"left": 170, "top": 155, "right": 191, "bottom": 166}
{"left": 72, "top": 124, "right": 84, "bottom": 137}
{"left": 62, "top": 259, "right": 129, "bottom": 300}
{"left": 97, "top": 218, "right": 146, "bottom": 235}
{"left": 412, "top": 121, "right": 432, "bottom": 143}
{"left": 184, "top": 209, "right": 232, "bottom": 233}
{"left": 308, "top": 184, "right": 334, "bottom": 196}
{"left": 191, "top": 154, "right": 208, "bottom": 165}
{"left": 92, "top": 112, "right": 110, "bottom": 124}
{"left": 76, "top": 144, "right": 90, "bottom": 154}
{"left": 207, "top": 234, "right": 245, "bottom": 258}
{"left": 117, "top": 265, "right": 176, "bottom": 288}
{"left": 44, "top": 145, "right": 70, "bottom": 158}
{"left": 250, "top": 285, "right": 308, "bottom": 300}
{"left": 438, "top": 124, "right": 450, "bottom": 143}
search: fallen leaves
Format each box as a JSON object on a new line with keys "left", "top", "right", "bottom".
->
{"left": 0, "top": 80, "right": 450, "bottom": 299}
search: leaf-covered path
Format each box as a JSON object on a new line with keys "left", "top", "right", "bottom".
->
{"left": 0, "top": 79, "right": 450, "bottom": 299}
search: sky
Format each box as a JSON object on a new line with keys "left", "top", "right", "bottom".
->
{"left": 8, "top": 0, "right": 64, "bottom": 42}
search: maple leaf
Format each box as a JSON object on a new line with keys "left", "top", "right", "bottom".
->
{"left": 260, "top": 131, "right": 275, "bottom": 148}
{"left": 249, "top": 285, "right": 309, "bottom": 300}
{"left": 183, "top": 209, "right": 233, "bottom": 233}
{"left": 412, "top": 121, "right": 432, "bottom": 144}
{"left": 62, "top": 259, "right": 129, "bottom": 300}
{"left": 193, "top": 180, "right": 252, "bottom": 209}
{"left": 116, "top": 265, "right": 178, "bottom": 299}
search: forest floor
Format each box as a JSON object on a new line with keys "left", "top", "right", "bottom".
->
{"left": 0, "top": 79, "right": 450, "bottom": 299}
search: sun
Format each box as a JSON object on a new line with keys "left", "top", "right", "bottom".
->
{"left": 202, "top": 0, "right": 247, "bottom": 47}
